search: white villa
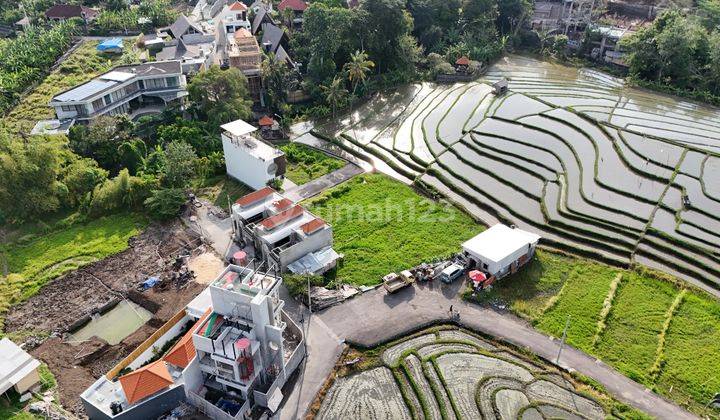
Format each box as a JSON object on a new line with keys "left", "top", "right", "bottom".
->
{"left": 48, "top": 61, "right": 187, "bottom": 123}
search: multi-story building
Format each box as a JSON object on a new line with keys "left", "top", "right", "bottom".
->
{"left": 156, "top": 15, "right": 217, "bottom": 75}
{"left": 48, "top": 61, "right": 187, "bottom": 123}
{"left": 80, "top": 265, "right": 304, "bottom": 420}
{"left": 231, "top": 188, "right": 340, "bottom": 274}
{"left": 227, "top": 29, "right": 263, "bottom": 99}
{"left": 221, "top": 119, "right": 287, "bottom": 190}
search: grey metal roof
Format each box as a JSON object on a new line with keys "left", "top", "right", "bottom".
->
{"left": 252, "top": 6, "right": 274, "bottom": 35}
{"left": 169, "top": 15, "right": 203, "bottom": 39}
{"left": 54, "top": 79, "right": 116, "bottom": 102}
{"left": 52, "top": 61, "right": 183, "bottom": 103}
{"left": 260, "top": 23, "right": 285, "bottom": 54}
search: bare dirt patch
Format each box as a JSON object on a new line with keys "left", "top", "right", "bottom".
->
{"left": 4, "top": 220, "right": 214, "bottom": 416}
{"left": 188, "top": 251, "right": 224, "bottom": 285}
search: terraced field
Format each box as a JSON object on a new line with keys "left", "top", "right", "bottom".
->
{"left": 314, "top": 55, "right": 720, "bottom": 296}
{"left": 317, "top": 327, "right": 642, "bottom": 419}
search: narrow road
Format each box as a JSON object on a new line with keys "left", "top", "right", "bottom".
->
{"left": 283, "top": 163, "right": 365, "bottom": 202}
{"left": 317, "top": 280, "right": 697, "bottom": 420}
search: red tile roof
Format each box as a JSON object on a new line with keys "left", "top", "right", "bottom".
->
{"left": 260, "top": 205, "right": 304, "bottom": 229}
{"left": 272, "top": 198, "right": 293, "bottom": 211}
{"left": 119, "top": 360, "right": 174, "bottom": 405}
{"left": 164, "top": 310, "right": 211, "bottom": 369}
{"left": 278, "top": 0, "right": 308, "bottom": 11}
{"left": 46, "top": 4, "right": 98, "bottom": 19}
{"left": 258, "top": 115, "right": 275, "bottom": 126}
{"left": 301, "top": 218, "right": 326, "bottom": 235}
{"left": 455, "top": 56, "right": 470, "bottom": 66}
{"left": 229, "top": 1, "right": 248, "bottom": 11}
{"left": 236, "top": 187, "right": 275, "bottom": 207}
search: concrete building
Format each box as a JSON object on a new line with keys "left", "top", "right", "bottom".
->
{"left": 0, "top": 338, "right": 41, "bottom": 397}
{"left": 156, "top": 15, "right": 217, "bottom": 75}
{"left": 217, "top": 1, "right": 251, "bottom": 35}
{"left": 226, "top": 29, "right": 263, "bottom": 99}
{"left": 81, "top": 266, "right": 305, "bottom": 420}
{"left": 49, "top": 61, "right": 187, "bottom": 123}
{"left": 231, "top": 188, "right": 340, "bottom": 274}
{"left": 220, "top": 119, "right": 287, "bottom": 190}
{"left": 461, "top": 224, "right": 540, "bottom": 279}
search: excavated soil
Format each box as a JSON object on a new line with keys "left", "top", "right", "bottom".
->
{"left": 5, "top": 220, "right": 216, "bottom": 417}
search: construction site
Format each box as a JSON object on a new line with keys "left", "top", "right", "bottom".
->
{"left": 3, "top": 220, "right": 222, "bottom": 416}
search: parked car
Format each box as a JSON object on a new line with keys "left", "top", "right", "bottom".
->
{"left": 383, "top": 272, "right": 414, "bottom": 293}
{"left": 439, "top": 263, "right": 464, "bottom": 284}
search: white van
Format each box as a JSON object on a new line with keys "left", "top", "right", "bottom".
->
{"left": 439, "top": 263, "right": 464, "bottom": 284}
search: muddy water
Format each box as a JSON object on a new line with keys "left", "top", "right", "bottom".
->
{"left": 70, "top": 300, "right": 152, "bottom": 345}
{"left": 484, "top": 55, "right": 720, "bottom": 153}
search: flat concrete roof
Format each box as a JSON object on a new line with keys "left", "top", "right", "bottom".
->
{"left": 461, "top": 224, "right": 540, "bottom": 264}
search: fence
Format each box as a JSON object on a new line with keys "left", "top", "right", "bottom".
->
{"left": 187, "top": 390, "right": 249, "bottom": 420}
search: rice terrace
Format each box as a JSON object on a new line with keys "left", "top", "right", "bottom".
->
{"left": 315, "top": 326, "right": 642, "bottom": 420}
{"left": 314, "top": 55, "right": 720, "bottom": 296}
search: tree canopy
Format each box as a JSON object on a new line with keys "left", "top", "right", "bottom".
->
{"left": 188, "top": 66, "right": 253, "bottom": 128}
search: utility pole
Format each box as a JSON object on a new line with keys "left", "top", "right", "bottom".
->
{"left": 306, "top": 271, "right": 312, "bottom": 314}
{"left": 556, "top": 315, "right": 571, "bottom": 365}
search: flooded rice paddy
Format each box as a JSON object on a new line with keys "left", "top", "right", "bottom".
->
{"left": 314, "top": 55, "right": 720, "bottom": 294}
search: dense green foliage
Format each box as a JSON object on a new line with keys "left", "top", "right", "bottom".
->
{"left": 306, "top": 174, "right": 481, "bottom": 286}
{"left": 622, "top": 9, "right": 720, "bottom": 103}
{"left": 278, "top": 143, "right": 345, "bottom": 185}
{"left": 465, "top": 251, "right": 720, "bottom": 416}
{"left": 0, "top": 21, "right": 78, "bottom": 114}
{"left": 188, "top": 66, "right": 253, "bottom": 128}
{"left": 90, "top": 0, "right": 176, "bottom": 35}
{"left": 144, "top": 188, "right": 186, "bottom": 220}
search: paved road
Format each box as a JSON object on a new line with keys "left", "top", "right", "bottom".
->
{"left": 318, "top": 280, "right": 697, "bottom": 420}
{"left": 284, "top": 163, "right": 365, "bottom": 202}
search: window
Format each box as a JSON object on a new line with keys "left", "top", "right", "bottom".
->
{"left": 165, "top": 76, "right": 179, "bottom": 87}
{"left": 60, "top": 105, "right": 74, "bottom": 112}
{"left": 138, "top": 79, "right": 145, "bottom": 89}
{"left": 482, "top": 262, "right": 488, "bottom": 270}
{"left": 103, "top": 94, "right": 112, "bottom": 106}
{"left": 91, "top": 99, "right": 104, "bottom": 111}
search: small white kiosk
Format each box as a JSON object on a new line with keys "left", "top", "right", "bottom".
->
{"left": 461, "top": 224, "right": 540, "bottom": 279}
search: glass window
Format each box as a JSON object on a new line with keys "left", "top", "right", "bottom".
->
{"left": 103, "top": 94, "right": 112, "bottom": 106}
{"left": 165, "top": 76, "right": 178, "bottom": 87}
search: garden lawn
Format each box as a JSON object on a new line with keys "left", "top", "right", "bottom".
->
{"left": 535, "top": 264, "right": 618, "bottom": 351}
{"left": 306, "top": 174, "right": 481, "bottom": 286}
{"left": 657, "top": 292, "right": 720, "bottom": 410}
{"left": 279, "top": 143, "right": 345, "bottom": 185}
{"left": 3, "top": 41, "right": 123, "bottom": 133}
{"left": 594, "top": 272, "right": 678, "bottom": 386}
{"left": 0, "top": 212, "right": 146, "bottom": 332}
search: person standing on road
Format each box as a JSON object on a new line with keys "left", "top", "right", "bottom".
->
{"left": 449, "top": 305, "right": 453, "bottom": 315}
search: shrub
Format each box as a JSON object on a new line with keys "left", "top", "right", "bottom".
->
{"left": 144, "top": 188, "right": 186, "bottom": 220}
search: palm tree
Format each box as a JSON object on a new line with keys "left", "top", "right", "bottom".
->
{"left": 321, "top": 77, "right": 348, "bottom": 118}
{"left": 343, "top": 50, "right": 375, "bottom": 97}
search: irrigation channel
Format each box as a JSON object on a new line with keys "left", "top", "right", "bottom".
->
{"left": 312, "top": 55, "right": 720, "bottom": 295}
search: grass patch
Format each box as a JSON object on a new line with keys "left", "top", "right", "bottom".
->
{"left": 305, "top": 174, "right": 481, "bottom": 286}
{"left": 656, "top": 292, "right": 720, "bottom": 413}
{"left": 593, "top": 273, "right": 678, "bottom": 386}
{"left": 3, "top": 41, "right": 124, "bottom": 134}
{"left": 278, "top": 143, "right": 345, "bottom": 185}
{"left": 464, "top": 249, "right": 720, "bottom": 415}
{"left": 194, "top": 175, "right": 253, "bottom": 208}
{"left": 535, "top": 264, "right": 618, "bottom": 351}
{"left": 466, "top": 251, "right": 578, "bottom": 319}
{"left": 0, "top": 212, "right": 147, "bottom": 333}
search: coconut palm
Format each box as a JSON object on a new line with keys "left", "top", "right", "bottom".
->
{"left": 321, "top": 77, "right": 348, "bottom": 118}
{"left": 343, "top": 50, "right": 375, "bottom": 97}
